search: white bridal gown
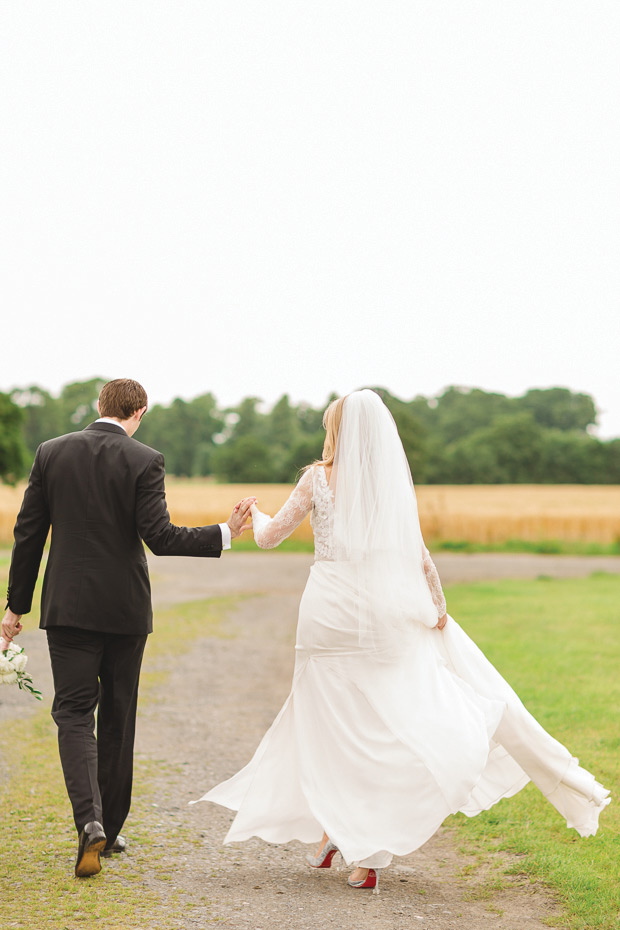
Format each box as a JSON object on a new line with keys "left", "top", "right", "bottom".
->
{"left": 195, "top": 466, "right": 610, "bottom": 867}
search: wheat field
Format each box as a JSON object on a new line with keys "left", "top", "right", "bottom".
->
{"left": 1, "top": 479, "right": 620, "bottom": 547}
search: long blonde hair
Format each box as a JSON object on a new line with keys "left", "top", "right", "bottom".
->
{"left": 304, "top": 395, "right": 347, "bottom": 472}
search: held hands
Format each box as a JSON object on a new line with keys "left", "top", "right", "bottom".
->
{"left": 227, "top": 497, "right": 256, "bottom": 539}
{"left": 1, "top": 609, "right": 23, "bottom": 647}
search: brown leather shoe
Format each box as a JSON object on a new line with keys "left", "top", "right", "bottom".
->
{"left": 75, "top": 821, "right": 107, "bottom": 877}
{"left": 102, "top": 834, "right": 127, "bottom": 858}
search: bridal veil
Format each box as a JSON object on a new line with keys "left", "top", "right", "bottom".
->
{"left": 330, "top": 389, "right": 438, "bottom": 655}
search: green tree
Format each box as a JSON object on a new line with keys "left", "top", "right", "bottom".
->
{"left": 0, "top": 393, "right": 29, "bottom": 484}
{"left": 284, "top": 432, "right": 326, "bottom": 480}
{"left": 296, "top": 400, "right": 327, "bottom": 435}
{"left": 57, "top": 378, "right": 107, "bottom": 434}
{"left": 138, "top": 393, "right": 222, "bottom": 476}
{"left": 231, "top": 397, "right": 265, "bottom": 439}
{"left": 212, "top": 435, "right": 273, "bottom": 482}
{"left": 266, "top": 394, "right": 302, "bottom": 481}
{"left": 603, "top": 440, "right": 620, "bottom": 484}
{"left": 445, "top": 413, "right": 545, "bottom": 483}
{"left": 430, "top": 386, "right": 515, "bottom": 445}
{"left": 268, "top": 395, "right": 297, "bottom": 446}
{"left": 11, "top": 385, "right": 64, "bottom": 456}
{"left": 537, "top": 430, "right": 610, "bottom": 483}
{"left": 519, "top": 387, "right": 597, "bottom": 432}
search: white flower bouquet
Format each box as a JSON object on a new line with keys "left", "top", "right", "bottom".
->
{"left": 0, "top": 639, "right": 42, "bottom": 700}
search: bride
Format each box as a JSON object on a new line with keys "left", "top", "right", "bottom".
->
{"left": 194, "top": 389, "right": 610, "bottom": 893}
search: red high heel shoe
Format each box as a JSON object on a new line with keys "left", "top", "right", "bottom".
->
{"left": 305, "top": 839, "right": 339, "bottom": 868}
{"left": 347, "top": 868, "right": 381, "bottom": 893}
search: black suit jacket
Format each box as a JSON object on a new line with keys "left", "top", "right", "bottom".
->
{"left": 6, "top": 421, "right": 222, "bottom": 635}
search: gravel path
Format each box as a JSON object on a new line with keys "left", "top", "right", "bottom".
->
{"left": 5, "top": 551, "right": 619, "bottom": 927}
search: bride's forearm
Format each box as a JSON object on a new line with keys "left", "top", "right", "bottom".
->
{"left": 250, "top": 506, "right": 280, "bottom": 549}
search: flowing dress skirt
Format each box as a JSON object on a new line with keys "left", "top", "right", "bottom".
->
{"left": 195, "top": 561, "right": 610, "bottom": 865}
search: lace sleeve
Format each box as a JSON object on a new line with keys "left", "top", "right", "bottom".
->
{"left": 251, "top": 469, "right": 313, "bottom": 549}
{"left": 422, "top": 545, "right": 447, "bottom": 618}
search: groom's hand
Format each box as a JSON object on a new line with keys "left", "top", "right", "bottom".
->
{"left": 1, "top": 609, "right": 23, "bottom": 645}
{"left": 227, "top": 498, "right": 255, "bottom": 539}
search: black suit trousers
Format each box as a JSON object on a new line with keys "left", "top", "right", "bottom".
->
{"left": 46, "top": 628, "right": 147, "bottom": 841}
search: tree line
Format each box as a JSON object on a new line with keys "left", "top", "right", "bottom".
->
{"left": 1, "top": 379, "right": 619, "bottom": 485}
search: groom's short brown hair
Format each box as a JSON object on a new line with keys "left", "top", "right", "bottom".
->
{"left": 99, "top": 379, "right": 148, "bottom": 419}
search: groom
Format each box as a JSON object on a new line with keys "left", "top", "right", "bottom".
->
{"left": 1, "top": 379, "right": 253, "bottom": 877}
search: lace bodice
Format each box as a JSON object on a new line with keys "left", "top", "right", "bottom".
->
{"left": 309, "top": 466, "right": 335, "bottom": 561}
{"left": 251, "top": 466, "right": 447, "bottom": 617}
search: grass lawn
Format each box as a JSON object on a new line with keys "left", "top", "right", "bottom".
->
{"left": 0, "top": 560, "right": 617, "bottom": 928}
{"left": 446, "top": 573, "right": 619, "bottom": 930}
{"left": 228, "top": 537, "right": 620, "bottom": 555}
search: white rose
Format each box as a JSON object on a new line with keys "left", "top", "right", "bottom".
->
{"left": 12, "top": 654, "right": 27, "bottom": 672}
{"left": 2, "top": 671, "right": 18, "bottom": 685}
{"left": 0, "top": 657, "right": 11, "bottom": 674}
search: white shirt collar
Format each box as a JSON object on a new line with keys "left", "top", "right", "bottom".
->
{"left": 96, "top": 417, "right": 128, "bottom": 433}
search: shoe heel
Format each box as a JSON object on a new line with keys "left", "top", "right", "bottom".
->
{"left": 347, "top": 867, "right": 381, "bottom": 891}
{"left": 75, "top": 837, "right": 106, "bottom": 877}
{"left": 75, "top": 822, "right": 107, "bottom": 878}
{"left": 306, "top": 839, "right": 339, "bottom": 869}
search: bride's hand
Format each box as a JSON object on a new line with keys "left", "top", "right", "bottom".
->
{"left": 435, "top": 613, "right": 448, "bottom": 631}
{"left": 234, "top": 497, "right": 256, "bottom": 511}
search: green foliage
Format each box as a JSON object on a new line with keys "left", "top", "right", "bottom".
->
{"left": 422, "top": 385, "right": 619, "bottom": 484}
{"left": 11, "top": 378, "right": 106, "bottom": 459}
{"left": 138, "top": 393, "right": 222, "bottom": 476}
{"left": 443, "top": 413, "right": 545, "bottom": 482}
{"left": 0, "top": 392, "right": 29, "bottom": 483}
{"left": 10, "top": 385, "right": 64, "bottom": 452}
{"left": 426, "top": 385, "right": 515, "bottom": 444}
{"left": 57, "top": 377, "right": 107, "bottom": 431}
{"left": 212, "top": 434, "right": 273, "bottom": 482}
{"left": 7, "top": 379, "right": 620, "bottom": 483}
{"left": 521, "top": 386, "right": 597, "bottom": 432}
{"left": 284, "top": 432, "right": 326, "bottom": 479}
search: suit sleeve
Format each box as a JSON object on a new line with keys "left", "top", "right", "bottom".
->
{"left": 136, "top": 453, "right": 223, "bottom": 557}
{"left": 7, "top": 447, "right": 51, "bottom": 614}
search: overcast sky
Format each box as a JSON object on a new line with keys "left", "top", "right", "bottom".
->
{"left": 2, "top": 2, "right": 619, "bottom": 436}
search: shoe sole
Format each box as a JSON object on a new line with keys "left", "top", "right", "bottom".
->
{"left": 75, "top": 837, "right": 106, "bottom": 877}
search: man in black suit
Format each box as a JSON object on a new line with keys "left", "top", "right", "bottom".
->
{"left": 1, "top": 379, "right": 254, "bottom": 877}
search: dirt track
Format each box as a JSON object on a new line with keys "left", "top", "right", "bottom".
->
{"left": 4, "top": 551, "right": 619, "bottom": 928}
